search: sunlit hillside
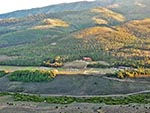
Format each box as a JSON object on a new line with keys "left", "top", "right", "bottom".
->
{"left": 0, "top": 0, "right": 150, "bottom": 67}
{"left": 32, "top": 18, "right": 69, "bottom": 29}
{"left": 75, "top": 18, "right": 150, "bottom": 67}
{"left": 91, "top": 7, "right": 125, "bottom": 22}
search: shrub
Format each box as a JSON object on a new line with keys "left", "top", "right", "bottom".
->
{"left": 12, "top": 93, "right": 150, "bottom": 105}
{"left": 113, "top": 67, "right": 150, "bottom": 79}
{"left": 9, "top": 70, "right": 57, "bottom": 82}
{"left": 87, "top": 63, "right": 110, "bottom": 68}
{"left": 0, "top": 70, "right": 9, "bottom": 77}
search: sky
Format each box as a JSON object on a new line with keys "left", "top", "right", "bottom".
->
{"left": 0, "top": 0, "right": 95, "bottom": 14}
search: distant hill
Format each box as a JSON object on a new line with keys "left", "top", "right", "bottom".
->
{"left": 0, "top": 1, "right": 102, "bottom": 18}
{"left": 0, "top": 0, "right": 150, "bottom": 67}
{"left": 1, "top": 0, "right": 150, "bottom": 19}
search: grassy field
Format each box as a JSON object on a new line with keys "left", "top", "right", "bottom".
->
{"left": 0, "top": 65, "right": 116, "bottom": 74}
{"left": 0, "top": 66, "right": 39, "bottom": 71}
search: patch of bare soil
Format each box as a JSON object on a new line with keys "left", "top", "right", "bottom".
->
{"left": 0, "top": 55, "right": 17, "bottom": 62}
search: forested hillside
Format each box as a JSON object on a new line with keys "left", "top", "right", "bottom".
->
{"left": 0, "top": 0, "right": 150, "bottom": 67}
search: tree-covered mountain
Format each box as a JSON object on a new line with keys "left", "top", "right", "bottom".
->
{"left": 0, "top": 0, "right": 150, "bottom": 67}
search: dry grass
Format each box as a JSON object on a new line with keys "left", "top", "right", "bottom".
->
{"left": 91, "top": 7, "right": 125, "bottom": 22}
{"left": 76, "top": 26, "right": 114, "bottom": 38}
{"left": 123, "top": 18, "right": 150, "bottom": 38}
{"left": 32, "top": 18, "right": 69, "bottom": 29}
{"left": 75, "top": 26, "right": 136, "bottom": 50}
{"left": 131, "top": 18, "right": 150, "bottom": 25}
{"left": 75, "top": 18, "right": 150, "bottom": 60}
{"left": 92, "top": 17, "right": 108, "bottom": 25}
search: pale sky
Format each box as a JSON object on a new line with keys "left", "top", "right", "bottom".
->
{"left": 0, "top": 0, "right": 95, "bottom": 14}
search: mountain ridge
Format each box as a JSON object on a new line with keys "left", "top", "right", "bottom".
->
{"left": 1, "top": 0, "right": 150, "bottom": 19}
{"left": 0, "top": 1, "right": 101, "bottom": 18}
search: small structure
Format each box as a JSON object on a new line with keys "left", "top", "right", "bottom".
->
{"left": 82, "top": 57, "right": 92, "bottom": 62}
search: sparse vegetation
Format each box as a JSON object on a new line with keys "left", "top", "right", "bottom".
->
{"left": 10, "top": 93, "right": 150, "bottom": 105}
